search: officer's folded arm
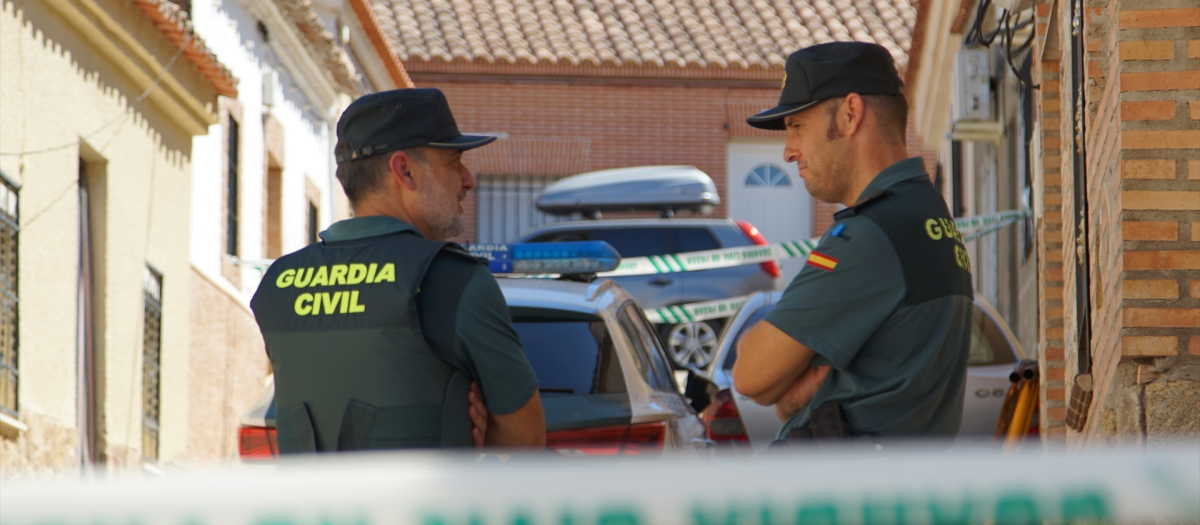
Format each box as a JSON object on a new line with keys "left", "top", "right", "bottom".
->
{"left": 732, "top": 320, "right": 819, "bottom": 406}
{"left": 485, "top": 392, "right": 546, "bottom": 448}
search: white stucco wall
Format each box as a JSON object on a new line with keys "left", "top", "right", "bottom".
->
{"left": 189, "top": 0, "right": 337, "bottom": 303}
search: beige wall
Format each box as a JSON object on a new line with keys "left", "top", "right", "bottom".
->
{"left": 0, "top": 0, "right": 216, "bottom": 476}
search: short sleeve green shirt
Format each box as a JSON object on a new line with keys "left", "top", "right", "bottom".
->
{"left": 320, "top": 217, "right": 539, "bottom": 416}
{"left": 762, "top": 158, "right": 974, "bottom": 437}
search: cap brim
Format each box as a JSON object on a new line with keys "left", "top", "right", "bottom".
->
{"left": 426, "top": 134, "right": 498, "bottom": 150}
{"left": 745, "top": 100, "right": 822, "bottom": 130}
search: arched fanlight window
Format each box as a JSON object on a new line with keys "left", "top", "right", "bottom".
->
{"left": 744, "top": 164, "right": 791, "bottom": 187}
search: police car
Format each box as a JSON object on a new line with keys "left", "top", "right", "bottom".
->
{"left": 238, "top": 242, "right": 711, "bottom": 459}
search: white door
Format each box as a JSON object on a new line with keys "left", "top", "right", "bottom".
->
{"left": 727, "top": 141, "right": 813, "bottom": 286}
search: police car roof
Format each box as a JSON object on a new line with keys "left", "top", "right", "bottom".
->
{"left": 497, "top": 278, "right": 614, "bottom": 315}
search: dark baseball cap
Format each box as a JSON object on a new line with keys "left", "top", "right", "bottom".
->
{"left": 746, "top": 42, "right": 904, "bottom": 130}
{"left": 335, "top": 88, "right": 496, "bottom": 164}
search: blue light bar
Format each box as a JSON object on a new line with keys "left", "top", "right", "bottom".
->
{"left": 466, "top": 241, "right": 621, "bottom": 274}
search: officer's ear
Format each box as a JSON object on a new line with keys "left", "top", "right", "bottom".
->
{"left": 387, "top": 151, "right": 419, "bottom": 192}
{"left": 838, "top": 94, "right": 867, "bottom": 137}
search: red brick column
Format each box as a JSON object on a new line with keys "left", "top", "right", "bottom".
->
{"left": 1034, "top": 0, "right": 1069, "bottom": 441}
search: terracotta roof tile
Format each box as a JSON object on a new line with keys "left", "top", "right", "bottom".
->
{"left": 133, "top": 0, "right": 237, "bottom": 97}
{"left": 274, "top": 0, "right": 364, "bottom": 95}
{"left": 370, "top": 0, "right": 917, "bottom": 73}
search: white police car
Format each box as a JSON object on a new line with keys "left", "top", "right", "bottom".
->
{"left": 696, "top": 291, "right": 1030, "bottom": 450}
{"left": 238, "top": 242, "right": 711, "bottom": 459}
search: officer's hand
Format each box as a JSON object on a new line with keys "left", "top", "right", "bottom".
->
{"left": 774, "top": 366, "right": 832, "bottom": 422}
{"left": 469, "top": 382, "right": 489, "bottom": 449}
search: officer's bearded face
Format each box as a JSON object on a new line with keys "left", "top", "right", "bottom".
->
{"left": 783, "top": 100, "right": 852, "bottom": 204}
{"left": 412, "top": 148, "right": 470, "bottom": 240}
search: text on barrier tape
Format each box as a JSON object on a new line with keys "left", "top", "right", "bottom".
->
{"left": 644, "top": 295, "right": 750, "bottom": 324}
{"left": 2, "top": 447, "right": 1197, "bottom": 525}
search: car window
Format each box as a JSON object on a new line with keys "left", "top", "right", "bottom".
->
{"left": 617, "top": 304, "right": 675, "bottom": 391}
{"left": 588, "top": 229, "right": 671, "bottom": 258}
{"left": 512, "top": 316, "right": 626, "bottom": 396}
{"left": 722, "top": 305, "right": 775, "bottom": 370}
{"left": 625, "top": 303, "right": 677, "bottom": 390}
{"left": 671, "top": 228, "right": 721, "bottom": 252}
{"left": 969, "top": 306, "right": 1017, "bottom": 366}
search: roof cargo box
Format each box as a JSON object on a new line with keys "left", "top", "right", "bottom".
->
{"left": 536, "top": 166, "right": 720, "bottom": 218}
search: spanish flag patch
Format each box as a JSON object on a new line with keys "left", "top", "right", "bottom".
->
{"left": 806, "top": 251, "right": 838, "bottom": 271}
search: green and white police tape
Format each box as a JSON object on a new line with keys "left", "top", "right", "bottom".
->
{"left": 645, "top": 295, "right": 751, "bottom": 325}
{"left": 3, "top": 446, "right": 1196, "bottom": 525}
{"left": 602, "top": 210, "right": 1028, "bottom": 278}
{"left": 235, "top": 211, "right": 1028, "bottom": 282}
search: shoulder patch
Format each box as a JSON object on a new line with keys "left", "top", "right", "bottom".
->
{"left": 806, "top": 250, "right": 839, "bottom": 271}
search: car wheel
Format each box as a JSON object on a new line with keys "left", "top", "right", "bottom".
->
{"left": 662, "top": 320, "right": 720, "bottom": 369}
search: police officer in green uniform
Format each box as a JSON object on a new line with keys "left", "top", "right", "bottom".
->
{"left": 251, "top": 88, "right": 545, "bottom": 452}
{"left": 732, "top": 42, "right": 973, "bottom": 440}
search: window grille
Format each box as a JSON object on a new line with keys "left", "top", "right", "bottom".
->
{"left": 0, "top": 176, "right": 17, "bottom": 418}
{"left": 475, "top": 175, "right": 565, "bottom": 244}
{"left": 142, "top": 266, "right": 163, "bottom": 461}
{"left": 226, "top": 118, "right": 240, "bottom": 257}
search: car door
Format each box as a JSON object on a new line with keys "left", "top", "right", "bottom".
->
{"left": 960, "top": 304, "right": 1019, "bottom": 436}
{"left": 617, "top": 303, "right": 708, "bottom": 452}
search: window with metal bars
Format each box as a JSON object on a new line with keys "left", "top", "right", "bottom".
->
{"left": 0, "top": 175, "right": 17, "bottom": 419}
{"left": 142, "top": 266, "right": 163, "bottom": 462}
{"left": 475, "top": 175, "right": 565, "bottom": 244}
{"left": 226, "top": 118, "right": 240, "bottom": 257}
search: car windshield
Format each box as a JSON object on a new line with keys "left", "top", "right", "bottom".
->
{"left": 511, "top": 310, "right": 626, "bottom": 396}
{"left": 722, "top": 305, "right": 775, "bottom": 370}
{"left": 969, "top": 307, "right": 1017, "bottom": 366}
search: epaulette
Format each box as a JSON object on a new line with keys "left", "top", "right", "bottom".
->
{"left": 442, "top": 242, "right": 487, "bottom": 265}
{"left": 849, "top": 189, "right": 892, "bottom": 211}
{"left": 833, "top": 189, "right": 892, "bottom": 220}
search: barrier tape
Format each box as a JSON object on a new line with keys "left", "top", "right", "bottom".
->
{"left": 602, "top": 210, "right": 1029, "bottom": 277}
{"left": 235, "top": 211, "right": 1030, "bottom": 279}
{"left": 599, "top": 240, "right": 816, "bottom": 277}
{"left": 955, "top": 210, "right": 1028, "bottom": 230}
{"left": 645, "top": 295, "right": 751, "bottom": 324}
{"left": 3, "top": 446, "right": 1197, "bottom": 525}
{"left": 962, "top": 215, "right": 1025, "bottom": 243}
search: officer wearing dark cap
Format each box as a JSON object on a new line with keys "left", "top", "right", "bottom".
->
{"left": 251, "top": 88, "right": 545, "bottom": 452}
{"left": 732, "top": 42, "right": 973, "bottom": 440}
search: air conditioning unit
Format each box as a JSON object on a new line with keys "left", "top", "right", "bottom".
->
{"left": 950, "top": 49, "right": 1003, "bottom": 143}
{"left": 262, "top": 69, "right": 278, "bottom": 109}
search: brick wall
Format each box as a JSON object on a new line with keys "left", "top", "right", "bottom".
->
{"left": 1034, "top": 0, "right": 1069, "bottom": 441}
{"left": 421, "top": 78, "right": 783, "bottom": 243}
{"left": 1103, "top": 3, "right": 1200, "bottom": 442}
{"left": 431, "top": 77, "right": 936, "bottom": 243}
{"left": 1035, "top": 0, "right": 1199, "bottom": 445}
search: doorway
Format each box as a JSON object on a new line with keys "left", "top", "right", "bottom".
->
{"left": 727, "top": 140, "right": 813, "bottom": 285}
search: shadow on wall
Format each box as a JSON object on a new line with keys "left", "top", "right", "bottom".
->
{"left": 215, "top": 0, "right": 324, "bottom": 137}
{"left": 1, "top": 0, "right": 195, "bottom": 167}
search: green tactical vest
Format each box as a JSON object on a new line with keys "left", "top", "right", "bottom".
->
{"left": 250, "top": 230, "right": 478, "bottom": 452}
